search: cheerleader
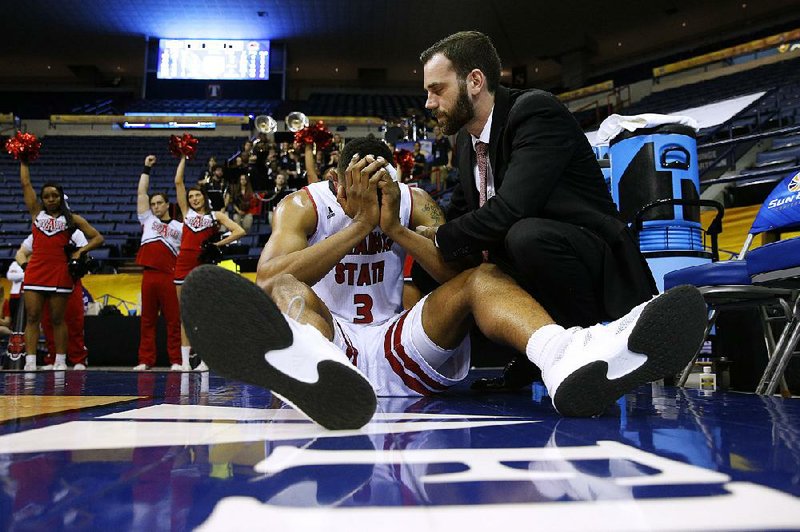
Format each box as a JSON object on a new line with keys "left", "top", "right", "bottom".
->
{"left": 133, "top": 155, "right": 184, "bottom": 371}
{"left": 17, "top": 231, "right": 90, "bottom": 369}
{"left": 173, "top": 155, "right": 245, "bottom": 370}
{"left": 19, "top": 160, "right": 103, "bottom": 370}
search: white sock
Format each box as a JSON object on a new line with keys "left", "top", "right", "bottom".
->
{"left": 55, "top": 354, "right": 67, "bottom": 365}
{"left": 181, "top": 346, "right": 191, "bottom": 367}
{"left": 25, "top": 354, "right": 36, "bottom": 366}
{"left": 525, "top": 324, "right": 568, "bottom": 373}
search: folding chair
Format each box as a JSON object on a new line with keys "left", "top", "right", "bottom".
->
{"left": 664, "top": 171, "right": 800, "bottom": 395}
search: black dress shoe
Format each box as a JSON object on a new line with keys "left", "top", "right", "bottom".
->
{"left": 471, "top": 356, "right": 541, "bottom": 392}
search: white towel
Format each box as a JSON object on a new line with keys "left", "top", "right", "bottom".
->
{"left": 597, "top": 113, "right": 699, "bottom": 144}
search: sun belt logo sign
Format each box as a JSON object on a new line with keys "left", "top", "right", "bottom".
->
{"left": 767, "top": 171, "right": 800, "bottom": 209}
{"left": 789, "top": 171, "right": 800, "bottom": 193}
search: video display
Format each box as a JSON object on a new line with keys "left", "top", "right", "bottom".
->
{"left": 157, "top": 39, "right": 270, "bottom": 80}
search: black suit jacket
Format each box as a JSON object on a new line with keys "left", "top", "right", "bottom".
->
{"left": 437, "top": 86, "right": 656, "bottom": 318}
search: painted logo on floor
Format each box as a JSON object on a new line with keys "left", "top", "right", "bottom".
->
{"left": 1, "top": 402, "right": 799, "bottom": 531}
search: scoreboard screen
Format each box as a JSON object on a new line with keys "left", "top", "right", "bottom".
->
{"left": 156, "top": 39, "right": 270, "bottom": 80}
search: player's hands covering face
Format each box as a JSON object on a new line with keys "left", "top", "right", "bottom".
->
{"left": 337, "top": 154, "right": 389, "bottom": 228}
{"left": 375, "top": 161, "right": 402, "bottom": 237}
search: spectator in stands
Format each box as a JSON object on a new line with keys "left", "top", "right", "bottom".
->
{"left": 174, "top": 155, "right": 246, "bottom": 370}
{"left": 200, "top": 156, "right": 217, "bottom": 183}
{"left": 315, "top": 148, "right": 327, "bottom": 172}
{"left": 199, "top": 165, "right": 228, "bottom": 212}
{"left": 240, "top": 140, "right": 254, "bottom": 164}
{"left": 264, "top": 172, "right": 294, "bottom": 225}
{"left": 277, "top": 142, "right": 298, "bottom": 180}
{"left": 230, "top": 173, "right": 260, "bottom": 233}
{"left": 16, "top": 233, "right": 89, "bottom": 370}
{"left": 230, "top": 155, "right": 246, "bottom": 172}
{"left": 412, "top": 142, "right": 428, "bottom": 181}
{"left": 302, "top": 144, "right": 322, "bottom": 184}
{"left": 430, "top": 125, "right": 453, "bottom": 192}
{"left": 320, "top": 136, "right": 342, "bottom": 171}
{"left": 133, "top": 155, "right": 184, "bottom": 371}
{"left": 18, "top": 160, "right": 104, "bottom": 370}
{"left": 419, "top": 31, "right": 656, "bottom": 390}
{"left": 332, "top": 133, "right": 344, "bottom": 153}
{"left": 328, "top": 146, "right": 340, "bottom": 169}
{"left": 249, "top": 139, "right": 270, "bottom": 192}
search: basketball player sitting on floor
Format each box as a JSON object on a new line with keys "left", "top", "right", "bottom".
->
{"left": 180, "top": 137, "right": 706, "bottom": 430}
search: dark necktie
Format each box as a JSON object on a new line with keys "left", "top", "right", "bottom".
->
{"left": 475, "top": 141, "right": 490, "bottom": 261}
{"left": 475, "top": 141, "right": 489, "bottom": 207}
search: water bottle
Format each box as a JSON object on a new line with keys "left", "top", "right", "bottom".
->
{"left": 700, "top": 365, "right": 716, "bottom": 391}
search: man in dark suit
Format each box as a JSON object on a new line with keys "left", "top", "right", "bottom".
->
{"left": 419, "top": 31, "right": 657, "bottom": 390}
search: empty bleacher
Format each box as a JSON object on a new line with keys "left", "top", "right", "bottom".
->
{"left": 621, "top": 56, "right": 800, "bottom": 135}
{"left": 302, "top": 93, "right": 427, "bottom": 118}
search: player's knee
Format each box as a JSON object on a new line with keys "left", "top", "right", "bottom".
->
{"left": 465, "top": 262, "right": 502, "bottom": 295}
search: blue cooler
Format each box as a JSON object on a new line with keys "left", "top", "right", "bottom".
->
{"left": 594, "top": 144, "right": 611, "bottom": 195}
{"left": 609, "top": 124, "right": 711, "bottom": 290}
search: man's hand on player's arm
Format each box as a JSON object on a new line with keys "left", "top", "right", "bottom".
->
{"left": 379, "top": 182, "right": 464, "bottom": 283}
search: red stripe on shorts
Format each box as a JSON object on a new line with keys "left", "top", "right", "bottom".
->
{"left": 391, "top": 313, "right": 448, "bottom": 392}
{"left": 382, "top": 316, "right": 432, "bottom": 395}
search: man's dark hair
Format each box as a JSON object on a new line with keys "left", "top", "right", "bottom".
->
{"left": 420, "top": 31, "right": 502, "bottom": 92}
{"left": 149, "top": 192, "right": 169, "bottom": 204}
{"left": 338, "top": 137, "right": 394, "bottom": 174}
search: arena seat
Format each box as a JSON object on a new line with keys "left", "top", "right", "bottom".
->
{"left": 664, "top": 170, "right": 800, "bottom": 394}
{"left": 89, "top": 248, "right": 111, "bottom": 260}
{"left": 0, "top": 222, "right": 30, "bottom": 235}
{"left": 114, "top": 222, "right": 143, "bottom": 235}
{"left": 772, "top": 133, "right": 800, "bottom": 150}
{"left": 756, "top": 145, "right": 800, "bottom": 166}
{"left": 103, "top": 212, "right": 135, "bottom": 223}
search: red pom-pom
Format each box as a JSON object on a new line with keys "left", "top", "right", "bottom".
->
{"left": 5, "top": 131, "right": 41, "bottom": 162}
{"left": 295, "top": 121, "right": 333, "bottom": 150}
{"left": 294, "top": 127, "right": 316, "bottom": 147}
{"left": 169, "top": 133, "right": 199, "bottom": 159}
{"left": 394, "top": 149, "right": 414, "bottom": 177}
{"left": 311, "top": 121, "right": 333, "bottom": 151}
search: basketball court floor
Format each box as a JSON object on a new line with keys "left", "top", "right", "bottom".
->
{"left": 1, "top": 368, "right": 799, "bottom": 531}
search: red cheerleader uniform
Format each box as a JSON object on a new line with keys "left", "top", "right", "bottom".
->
{"left": 24, "top": 229, "right": 89, "bottom": 365}
{"left": 23, "top": 211, "right": 73, "bottom": 294}
{"left": 174, "top": 208, "right": 217, "bottom": 285}
{"left": 137, "top": 211, "right": 184, "bottom": 366}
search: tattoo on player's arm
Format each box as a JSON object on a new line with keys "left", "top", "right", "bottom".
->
{"left": 422, "top": 199, "right": 445, "bottom": 226}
